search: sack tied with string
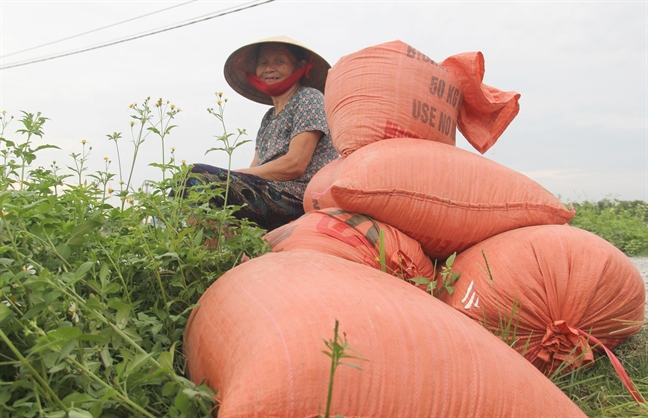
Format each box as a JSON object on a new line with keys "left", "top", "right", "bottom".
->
{"left": 439, "top": 224, "right": 646, "bottom": 403}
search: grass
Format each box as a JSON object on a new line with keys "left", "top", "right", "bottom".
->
{"left": 565, "top": 199, "right": 648, "bottom": 414}
{"left": 485, "top": 310, "right": 648, "bottom": 415}
{"left": 554, "top": 327, "right": 648, "bottom": 416}
{"left": 570, "top": 200, "right": 648, "bottom": 256}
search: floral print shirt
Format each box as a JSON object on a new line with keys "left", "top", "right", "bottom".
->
{"left": 256, "top": 86, "right": 339, "bottom": 199}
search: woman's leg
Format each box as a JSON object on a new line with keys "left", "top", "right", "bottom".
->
{"left": 187, "top": 164, "right": 303, "bottom": 230}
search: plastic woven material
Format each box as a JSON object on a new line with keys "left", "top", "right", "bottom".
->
{"left": 184, "top": 251, "right": 586, "bottom": 417}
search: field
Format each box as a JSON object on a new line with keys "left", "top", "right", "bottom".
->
{"left": 0, "top": 105, "right": 646, "bottom": 417}
{"left": 570, "top": 200, "right": 648, "bottom": 256}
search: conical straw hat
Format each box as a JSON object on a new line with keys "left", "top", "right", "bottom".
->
{"left": 224, "top": 35, "right": 330, "bottom": 105}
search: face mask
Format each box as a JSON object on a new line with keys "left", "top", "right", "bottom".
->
{"left": 247, "top": 62, "right": 313, "bottom": 97}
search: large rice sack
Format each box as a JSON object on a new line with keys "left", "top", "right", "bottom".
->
{"left": 184, "top": 251, "right": 585, "bottom": 417}
{"left": 324, "top": 40, "right": 520, "bottom": 156}
{"left": 308, "top": 138, "right": 574, "bottom": 259}
{"left": 303, "top": 158, "right": 342, "bottom": 212}
{"left": 264, "top": 208, "right": 435, "bottom": 281}
{"left": 440, "top": 224, "right": 646, "bottom": 402}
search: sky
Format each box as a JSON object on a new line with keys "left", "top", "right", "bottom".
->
{"left": 0, "top": 0, "right": 647, "bottom": 202}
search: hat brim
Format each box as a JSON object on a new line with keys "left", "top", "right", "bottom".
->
{"left": 224, "top": 36, "right": 330, "bottom": 105}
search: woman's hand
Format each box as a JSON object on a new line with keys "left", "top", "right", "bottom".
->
{"left": 236, "top": 131, "right": 322, "bottom": 181}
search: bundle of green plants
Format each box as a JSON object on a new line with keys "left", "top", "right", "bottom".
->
{"left": 0, "top": 98, "right": 268, "bottom": 417}
{"left": 570, "top": 200, "right": 648, "bottom": 256}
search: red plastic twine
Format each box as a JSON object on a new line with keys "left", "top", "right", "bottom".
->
{"left": 579, "top": 330, "right": 646, "bottom": 404}
{"left": 539, "top": 320, "right": 645, "bottom": 404}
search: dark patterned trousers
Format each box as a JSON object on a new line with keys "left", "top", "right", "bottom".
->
{"left": 184, "top": 163, "right": 304, "bottom": 231}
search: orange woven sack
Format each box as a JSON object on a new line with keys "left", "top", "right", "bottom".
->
{"left": 310, "top": 138, "right": 575, "bottom": 259}
{"left": 324, "top": 40, "right": 520, "bottom": 156}
{"left": 264, "top": 208, "right": 435, "bottom": 281}
{"left": 184, "top": 251, "right": 585, "bottom": 417}
{"left": 440, "top": 225, "right": 646, "bottom": 402}
{"left": 303, "top": 158, "right": 342, "bottom": 212}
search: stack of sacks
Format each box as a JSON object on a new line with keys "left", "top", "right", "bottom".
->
{"left": 184, "top": 251, "right": 586, "bottom": 417}
{"left": 182, "top": 40, "right": 643, "bottom": 415}
{"left": 305, "top": 40, "right": 567, "bottom": 261}
{"left": 305, "top": 39, "right": 645, "bottom": 402}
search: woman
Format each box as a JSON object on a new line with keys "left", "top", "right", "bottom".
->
{"left": 188, "top": 36, "right": 338, "bottom": 230}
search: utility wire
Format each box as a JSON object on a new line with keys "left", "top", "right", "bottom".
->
{"left": 0, "top": 0, "right": 199, "bottom": 59}
{"left": 0, "top": 0, "right": 275, "bottom": 71}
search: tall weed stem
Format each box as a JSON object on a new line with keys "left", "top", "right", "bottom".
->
{"left": 0, "top": 329, "right": 68, "bottom": 411}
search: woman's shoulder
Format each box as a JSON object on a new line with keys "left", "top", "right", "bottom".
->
{"left": 260, "top": 106, "right": 275, "bottom": 124}
{"left": 289, "top": 86, "right": 324, "bottom": 111}
{"left": 295, "top": 86, "right": 324, "bottom": 101}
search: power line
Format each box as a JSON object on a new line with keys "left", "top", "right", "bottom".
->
{"left": 0, "top": 0, "right": 275, "bottom": 71}
{"left": 0, "top": 0, "right": 200, "bottom": 59}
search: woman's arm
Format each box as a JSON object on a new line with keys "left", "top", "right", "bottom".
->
{"left": 237, "top": 130, "right": 322, "bottom": 181}
{"left": 250, "top": 151, "right": 260, "bottom": 167}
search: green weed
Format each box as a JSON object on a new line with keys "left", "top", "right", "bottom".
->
{"left": 319, "top": 320, "right": 364, "bottom": 418}
{"left": 570, "top": 200, "right": 648, "bottom": 256}
{"left": 409, "top": 252, "right": 461, "bottom": 297}
{"left": 0, "top": 97, "right": 268, "bottom": 417}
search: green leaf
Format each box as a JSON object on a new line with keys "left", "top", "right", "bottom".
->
{"left": 0, "top": 303, "right": 12, "bottom": 323}
{"left": 409, "top": 276, "right": 431, "bottom": 285}
{"left": 48, "top": 361, "right": 68, "bottom": 374}
{"left": 66, "top": 216, "right": 103, "bottom": 247}
{"left": 56, "top": 243, "right": 72, "bottom": 260}
{"left": 233, "top": 139, "right": 252, "bottom": 148}
{"left": 174, "top": 389, "right": 192, "bottom": 415}
{"left": 58, "top": 337, "right": 78, "bottom": 359}
{"left": 205, "top": 147, "right": 227, "bottom": 155}
{"left": 32, "top": 326, "right": 82, "bottom": 354}
{"left": 125, "top": 352, "right": 154, "bottom": 378}
{"left": 427, "top": 280, "right": 437, "bottom": 294}
{"left": 47, "top": 326, "right": 83, "bottom": 341}
{"left": 67, "top": 408, "right": 94, "bottom": 418}
{"left": 75, "top": 261, "right": 95, "bottom": 279}
{"left": 155, "top": 251, "right": 179, "bottom": 260}
{"left": 99, "top": 263, "right": 110, "bottom": 282}
{"left": 0, "top": 258, "right": 14, "bottom": 266}
{"left": 445, "top": 252, "right": 457, "bottom": 267}
{"left": 0, "top": 388, "right": 11, "bottom": 405}
{"left": 0, "top": 137, "right": 16, "bottom": 147}
{"left": 100, "top": 345, "right": 113, "bottom": 369}
{"left": 159, "top": 343, "right": 175, "bottom": 372}
{"left": 109, "top": 299, "right": 131, "bottom": 329}
{"left": 32, "top": 144, "right": 61, "bottom": 152}
{"left": 62, "top": 391, "right": 95, "bottom": 407}
{"left": 162, "top": 381, "right": 177, "bottom": 397}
